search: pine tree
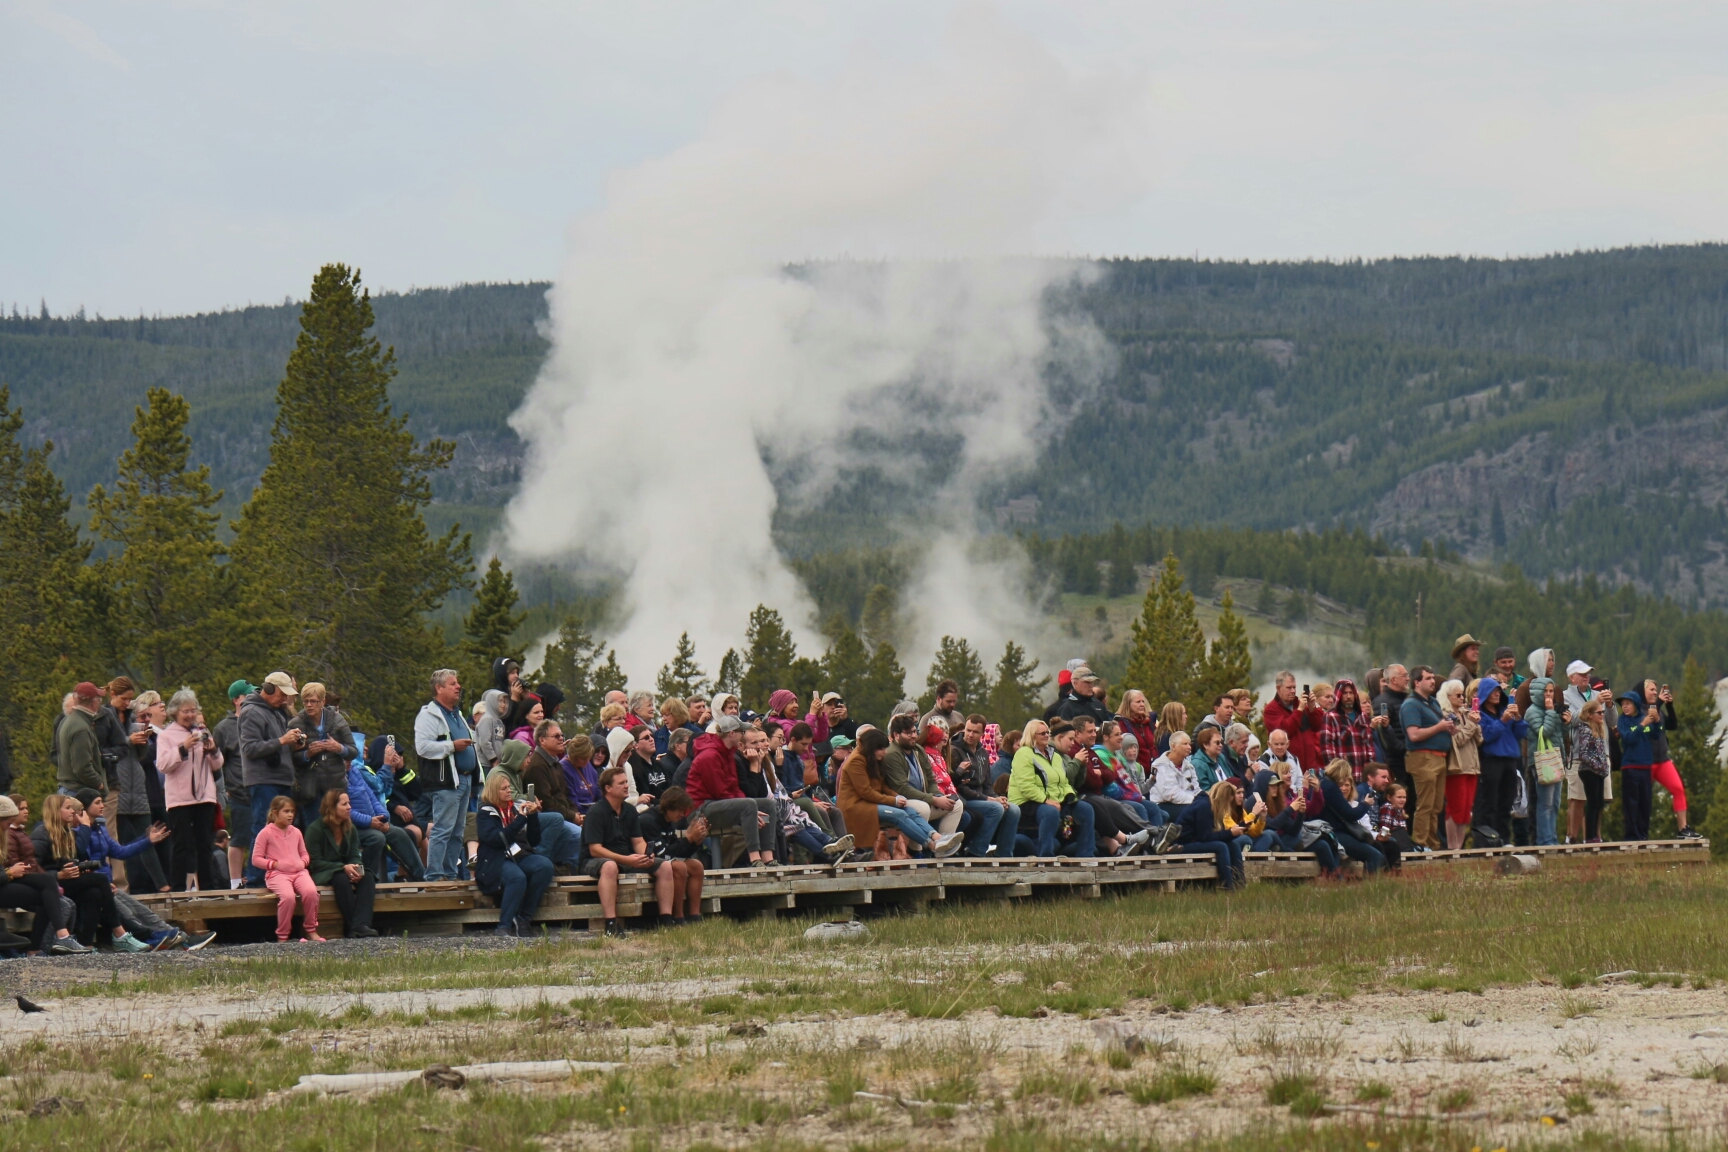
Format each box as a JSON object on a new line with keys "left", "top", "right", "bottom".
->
{"left": 715, "top": 649, "right": 744, "bottom": 697}
{"left": 1491, "top": 496, "right": 1508, "bottom": 549}
{"left": 228, "top": 265, "right": 471, "bottom": 730}
{"left": 1255, "top": 580, "right": 1278, "bottom": 617}
{"left": 537, "top": 614, "right": 613, "bottom": 729}
{"left": 87, "top": 387, "right": 227, "bottom": 693}
{"left": 985, "top": 641, "right": 1050, "bottom": 733}
{"left": 738, "top": 604, "right": 798, "bottom": 710}
{"left": 819, "top": 625, "right": 872, "bottom": 706}
{"left": 0, "top": 390, "right": 100, "bottom": 799}
{"left": 860, "top": 584, "right": 899, "bottom": 651}
{"left": 459, "top": 557, "right": 526, "bottom": 695}
{"left": 918, "top": 636, "right": 992, "bottom": 711}
{"left": 594, "top": 649, "right": 628, "bottom": 706}
{"left": 1195, "top": 589, "right": 1254, "bottom": 708}
{"left": 859, "top": 642, "right": 908, "bottom": 728}
{"left": 1122, "top": 553, "right": 1207, "bottom": 715}
{"left": 1670, "top": 657, "right": 1723, "bottom": 845}
{"left": 655, "top": 631, "right": 710, "bottom": 700}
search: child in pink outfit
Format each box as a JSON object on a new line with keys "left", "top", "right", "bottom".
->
{"left": 251, "top": 797, "right": 323, "bottom": 942}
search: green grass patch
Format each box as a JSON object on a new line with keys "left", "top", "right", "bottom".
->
{"left": 1128, "top": 1062, "right": 1217, "bottom": 1105}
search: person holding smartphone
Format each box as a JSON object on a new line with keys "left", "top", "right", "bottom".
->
{"left": 637, "top": 786, "right": 708, "bottom": 924}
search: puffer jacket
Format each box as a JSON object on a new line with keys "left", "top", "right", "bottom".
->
{"left": 1476, "top": 677, "right": 1527, "bottom": 759}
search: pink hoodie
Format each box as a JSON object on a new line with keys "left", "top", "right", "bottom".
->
{"left": 157, "top": 720, "right": 224, "bottom": 808}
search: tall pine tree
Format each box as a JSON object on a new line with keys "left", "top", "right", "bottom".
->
{"left": 459, "top": 557, "right": 526, "bottom": 695}
{"left": 1123, "top": 553, "right": 1207, "bottom": 715}
{"left": 535, "top": 613, "right": 625, "bottom": 730}
{"left": 715, "top": 649, "right": 743, "bottom": 697}
{"left": 1195, "top": 589, "right": 1254, "bottom": 708}
{"left": 655, "top": 632, "right": 710, "bottom": 699}
{"left": 918, "top": 636, "right": 991, "bottom": 711}
{"left": 1670, "top": 656, "right": 1723, "bottom": 846}
{"left": 229, "top": 265, "right": 471, "bottom": 729}
{"left": 985, "top": 641, "right": 1050, "bottom": 733}
{"left": 87, "top": 387, "right": 226, "bottom": 693}
{"left": 738, "top": 604, "right": 798, "bottom": 711}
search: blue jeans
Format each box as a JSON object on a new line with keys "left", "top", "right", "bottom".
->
{"left": 790, "top": 826, "right": 834, "bottom": 856}
{"left": 533, "top": 812, "right": 581, "bottom": 867}
{"left": 1338, "top": 836, "right": 1387, "bottom": 874}
{"left": 1122, "top": 799, "right": 1165, "bottom": 827}
{"left": 1269, "top": 829, "right": 1341, "bottom": 873}
{"left": 244, "top": 783, "right": 292, "bottom": 885}
{"left": 1027, "top": 801, "right": 1096, "bottom": 858}
{"left": 961, "top": 799, "right": 1016, "bottom": 857}
{"left": 876, "top": 804, "right": 937, "bottom": 847}
{"left": 1535, "top": 781, "right": 1561, "bottom": 845}
{"left": 425, "top": 787, "right": 468, "bottom": 881}
{"left": 1183, "top": 838, "right": 1242, "bottom": 888}
{"left": 493, "top": 853, "right": 555, "bottom": 933}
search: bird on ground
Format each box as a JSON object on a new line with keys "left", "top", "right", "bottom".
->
{"left": 15, "top": 994, "right": 48, "bottom": 1014}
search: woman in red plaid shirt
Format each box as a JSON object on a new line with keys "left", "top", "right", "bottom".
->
{"left": 1320, "top": 678, "right": 1378, "bottom": 779}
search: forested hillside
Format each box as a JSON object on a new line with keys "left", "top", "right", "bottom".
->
{"left": 7, "top": 244, "right": 1728, "bottom": 602}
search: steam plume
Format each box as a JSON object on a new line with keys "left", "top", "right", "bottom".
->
{"left": 505, "top": 8, "right": 1150, "bottom": 679}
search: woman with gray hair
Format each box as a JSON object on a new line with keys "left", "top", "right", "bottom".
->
{"left": 158, "top": 687, "right": 224, "bottom": 890}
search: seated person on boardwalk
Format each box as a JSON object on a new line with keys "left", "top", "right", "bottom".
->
{"left": 304, "top": 788, "right": 379, "bottom": 939}
{"left": 581, "top": 766, "right": 691, "bottom": 938}
{"left": 252, "top": 795, "right": 324, "bottom": 943}
{"left": 635, "top": 786, "right": 708, "bottom": 926}
{"left": 476, "top": 772, "right": 555, "bottom": 939}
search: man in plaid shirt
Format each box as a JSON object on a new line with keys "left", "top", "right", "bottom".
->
{"left": 1319, "top": 679, "right": 1378, "bottom": 779}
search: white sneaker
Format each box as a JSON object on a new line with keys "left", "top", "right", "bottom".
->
{"left": 1126, "top": 828, "right": 1152, "bottom": 847}
{"left": 932, "top": 832, "right": 963, "bottom": 858}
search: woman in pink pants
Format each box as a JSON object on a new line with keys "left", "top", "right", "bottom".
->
{"left": 251, "top": 796, "right": 323, "bottom": 942}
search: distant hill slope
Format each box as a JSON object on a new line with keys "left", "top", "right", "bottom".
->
{"left": 5, "top": 244, "right": 1728, "bottom": 601}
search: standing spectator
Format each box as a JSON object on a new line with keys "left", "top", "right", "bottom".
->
{"left": 1399, "top": 666, "right": 1452, "bottom": 851}
{"left": 1262, "top": 673, "right": 1322, "bottom": 769}
{"left": 157, "top": 688, "right": 223, "bottom": 891}
{"left": 1472, "top": 678, "right": 1527, "bottom": 844}
{"left": 1115, "top": 689, "right": 1158, "bottom": 776}
{"left": 1043, "top": 666, "right": 1077, "bottom": 722}
{"left": 1438, "top": 679, "right": 1482, "bottom": 849}
{"left": 474, "top": 773, "right": 554, "bottom": 937}
{"left": 1320, "top": 679, "right": 1378, "bottom": 778}
{"left": 1489, "top": 647, "right": 1525, "bottom": 691}
{"left": 1371, "top": 665, "right": 1409, "bottom": 787}
{"left": 129, "top": 690, "right": 174, "bottom": 885}
{"left": 474, "top": 689, "right": 509, "bottom": 774}
{"left": 1570, "top": 697, "right": 1612, "bottom": 843}
{"left": 214, "top": 681, "right": 252, "bottom": 888}
{"left": 1639, "top": 679, "right": 1696, "bottom": 838}
{"left": 1007, "top": 720, "right": 1095, "bottom": 858}
{"left": 1616, "top": 689, "right": 1660, "bottom": 841}
{"left": 920, "top": 681, "right": 964, "bottom": 733}
{"left": 291, "top": 683, "right": 356, "bottom": 810}
{"left": 304, "top": 789, "right": 378, "bottom": 938}
{"left": 1058, "top": 668, "right": 1112, "bottom": 726}
{"left": 1447, "top": 635, "right": 1481, "bottom": 686}
{"left": 240, "top": 673, "right": 307, "bottom": 885}
{"left": 55, "top": 682, "right": 107, "bottom": 796}
{"left": 1524, "top": 675, "right": 1569, "bottom": 845}
{"left": 252, "top": 796, "right": 322, "bottom": 941}
{"left": 414, "top": 669, "right": 476, "bottom": 881}
{"left": 1563, "top": 660, "right": 1604, "bottom": 719}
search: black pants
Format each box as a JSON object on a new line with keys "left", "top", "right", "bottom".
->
{"left": 1384, "top": 749, "right": 1410, "bottom": 793}
{"left": 1473, "top": 755, "right": 1520, "bottom": 841}
{"left": 1581, "top": 772, "right": 1606, "bottom": 840}
{"left": 1622, "top": 768, "right": 1652, "bottom": 841}
{"left": 169, "top": 803, "right": 219, "bottom": 891}
{"left": 360, "top": 825, "right": 423, "bottom": 881}
{"left": 1080, "top": 795, "right": 1125, "bottom": 840}
{"left": 0, "top": 874, "right": 65, "bottom": 949}
{"left": 118, "top": 812, "right": 169, "bottom": 892}
{"left": 330, "top": 869, "right": 376, "bottom": 936}
{"left": 59, "top": 872, "right": 119, "bottom": 942}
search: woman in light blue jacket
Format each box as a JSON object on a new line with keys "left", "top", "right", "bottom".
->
{"left": 1522, "top": 676, "right": 1568, "bottom": 845}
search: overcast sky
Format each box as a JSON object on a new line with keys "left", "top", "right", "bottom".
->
{"left": 4, "top": 0, "right": 1726, "bottom": 317}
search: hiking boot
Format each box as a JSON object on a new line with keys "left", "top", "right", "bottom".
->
{"left": 110, "top": 931, "right": 150, "bottom": 953}
{"left": 932, "top": 832, "right": 963, "bottom": 858}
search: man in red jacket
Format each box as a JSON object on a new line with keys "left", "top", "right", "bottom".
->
{"left": 1261, "top": 671, "right": 1324, "bottom": 770}
{"left": 683, "top": 715, "right": 777, "bottom": 868}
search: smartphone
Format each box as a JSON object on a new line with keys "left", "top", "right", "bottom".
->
{"left": 525, "top": 783, "right": 536, "bottom": 803}
{"left": 1303, "top": 684, "right": 1311, "bottom": 696}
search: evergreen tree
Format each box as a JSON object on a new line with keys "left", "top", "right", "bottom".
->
{"left": 655, "top": 631, "right": 710, "bottom": 699}
{"left": 1670, "top": 657, "right": 1723, "bottom": 843}
{"left": 1280, "top": 589, "right": 1310, "bottom": 625}
{"left": 860, "top": 584, "right": 899, "bottom": 651}
{"left": 819, "top": 622, "right": 905, "bottom": 726}
{"left": 985, "top": 641, "right": 1050, "bottom": 733}
{"left": 715, "top": 649, "right": 744, "bottom": 697}
{"left": 1491, "top": 496, "right": 1508, "bottom": 548}
{"left": 228, "top": 265, "right": 471, "bottom": 729}
{"left": 860, "top": 642, "right": 908, "bottom": 727}
{"left": 1123, "top": 553, "right": 1207, "bottom": 715}
{"left": 1255, "top": 580, "right": 1278, "bottom": 617}
{"left": 1196, "top": 589, "right": 1255, "bottom": 708}
{"left": 0, "top": 390, "right": 100, "bottom": 799}
{"left": 86, "top": 387, "right": 226, "bottom": 693}
{"left": 918, "top": 636, "right": 992, "bottom": 711}
{"left": 458, "top": 557, "right": 526, "bottom": 699}
{"left": 594, "top": 649, "right": 628, "bottom": 706}
{"left": 537, "top": 614, "right": 611, "bottom": 729}
{"left": 738, "top": 604, "right": 799, "bottom": 710}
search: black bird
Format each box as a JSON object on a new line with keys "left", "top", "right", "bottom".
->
{"left": 15, "top": 994, "right": 47, "bottom": 1014}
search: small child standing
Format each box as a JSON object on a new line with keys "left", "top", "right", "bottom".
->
{"left": 251, "top": 797, "right": 323, "bottom": 942}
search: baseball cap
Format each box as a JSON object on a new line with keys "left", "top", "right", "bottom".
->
{"left": 1074, "top": 666, "right": 1100, "bottom": 684}
{"left": 73, "top": 681, "right": 103, "bottom": 700}
{"left": 1565, "top": 660, "right": 1592, "bottom": 677}
{"left": 228, "top": 679, "right": 256, "bottom": 701}
{"left": 829, "top": 734, "right": 855, "bottom": 749}
{"left": 714, "top": 714, "right": 744, "bottom": 735}
{"left": 820, "top": 692, "right": 845, "bottom": 705}
{"left": 262, "top": 671, "right": 298, "bottom": 696}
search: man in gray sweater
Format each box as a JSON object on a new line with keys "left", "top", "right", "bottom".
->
{"left": 55, "top": 682, "right": 106, "bottom": 794}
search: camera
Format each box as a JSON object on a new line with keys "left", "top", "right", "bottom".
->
{"left": 75, "top": 859, "right": 101, "bottom": 872}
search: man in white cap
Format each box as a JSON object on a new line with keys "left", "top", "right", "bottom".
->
{"left": 1563, "top": 660, "right": 1599, "bottom": 717}
{"left": 239, "top": 672, "right": 306, "bottom": 885}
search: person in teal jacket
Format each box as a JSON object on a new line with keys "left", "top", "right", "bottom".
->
{"left": 1523, "top": 676, "right": 1568, "bottom": 846}
{"left": 1616, "top": 690, "right": 1659, "bottom": 841}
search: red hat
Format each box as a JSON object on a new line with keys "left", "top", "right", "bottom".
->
{"left": 73, "top": 681, "right": 103, "bottom": 699}
{"left": 1058, "top": 669, "right": 1072, "bottom": 685}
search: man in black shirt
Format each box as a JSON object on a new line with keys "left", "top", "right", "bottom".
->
{"left": 580, "top": 767, "right": 685, "bottom": 934}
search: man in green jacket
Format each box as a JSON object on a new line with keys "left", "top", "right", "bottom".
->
{"left": 881, "top": 715, "right": 960, "bottom": 835}
{"left": 56, "top": 682, "right": 107, "bottom": 794}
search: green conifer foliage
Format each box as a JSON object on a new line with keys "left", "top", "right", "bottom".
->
{"left": 228, "top": 265, "right": 471, "bottom": 729}
{"left": 985, "top": 641, "right": 1051, "bottom": 734}
{"left": 655, "top": 631, "right": 710, "bottom": 699}
{"left": 1196, "top": 589, "right": 1255, "bottom": 709}
{"left": 715, "top": 649, "right": 743, "bottom": 697}
{"left": 536, "top": 615, "right": 609, "bottom": 729}
{"left": 1123, "top": 553, "right": 1207, "bottom": 714}
{"left": 739, "top": 604, "right": 799, "bottom": 711}
{"left": 918, "top": 636, "right": 992, "bottom": 712}
{"left": 460, "top": 557, "right": 526, "bottom": 694}
{"left": 1670, "top": 657, "right": 1723, "bottom": 845}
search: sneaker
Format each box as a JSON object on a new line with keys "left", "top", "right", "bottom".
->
{"left": 603, "top": 920, "right": 629, "bottom": 940}
{"left": 49, "top": 936, "right": 93, "bottom": 955}
{"left": 984, "top": 844, "right": 998, "bottom": 855}
{"left": 1679, "top": 827, "right": 1704, "bottom": 840}
{"left": 110, "top": 932, "right": 150, "bottom": 953}
{"left": 0, "top": 929, "right": 28, "bottom": 949}
{"left": 182, "top": 930, "right": 217, "bottom": 950}
{"left": 514, "top": 917, "right": 536, "bottom": 937}
{"left": 1153, "top": 826, "right": 1182, "bottom": 854}
{"left": 821, "top": 835, "right": 855, "bottom": 858}
{"left": 150, "top": 930, "right": 186, "bottom": 952}
{"left": 348, "top": 926, "right": 378, "bottom": 940}
{"left": 932, "top": 832, "right": 963, "bottom": 858}
{"left": 750, "top": 859, "right": 773, "bottom": 869}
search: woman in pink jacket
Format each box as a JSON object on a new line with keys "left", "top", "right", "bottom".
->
{"left": 252, "top": 796, "right": 323, "bottom": 942}
{"left": 156, "top": 688, "right": 224, "bottom": 892}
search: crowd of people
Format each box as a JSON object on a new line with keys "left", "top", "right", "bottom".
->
{"left": 0, "top": 632, "right": 1695, "bottom": 953}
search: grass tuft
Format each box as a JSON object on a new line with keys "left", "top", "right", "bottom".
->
{"left": 1128, "top": 1061, "right": 1217, "bottom": 1105}
{"left": 1355, "top": 1081, "right": 1393, "bottom": 1102}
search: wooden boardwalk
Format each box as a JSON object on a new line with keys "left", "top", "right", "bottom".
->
{"left": 120, "top": 838, "right": 1710, "bottom": 938}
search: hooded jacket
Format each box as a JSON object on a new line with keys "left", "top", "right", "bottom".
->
{"left": 475, "top": 689, "right": 508, "bottom": 769}
{"left": 239, "top": 693, "right": 295, "bottom": 789}
{"left": 158, "top": 720, "right": 224, "bottom": 808}
{"left": 1616, "top": 690, "right": 1662, "bottom": 766}
{"left": 1522, "top": 676, "right": 1566, "bottom": 759}
{"left": 685, "top": 732, "right": 745, "bottom": 808}
{"left": 1476, "top": 677, "right": 1527, "bottom": 760}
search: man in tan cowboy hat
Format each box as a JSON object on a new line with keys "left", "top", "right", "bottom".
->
{"left": 1448, "top": 634, "right": 1481, "bottom": 685}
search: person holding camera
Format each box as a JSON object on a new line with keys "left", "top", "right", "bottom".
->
{"left": 33, "top": 794, "right": 135, "bottom": 949}
{"left": 637, "top": 786, "right": 707, "bottom": 922}
{"left": 290, "top": 683, "right": 357, "bottom": 816}
{"left": 475, "top": 771, "right": 553, "bottom": 938}
{"left": 304, "top": 789, "right": 378, "bottom": 938}
{"left": 157, "top": 688, "right": 223, "bottom": 891}
{"left": 582, "top": 766, "right": 691, "bottom": 936}
{"left": 239, "top": 673, "right": 306, "bottom": 885}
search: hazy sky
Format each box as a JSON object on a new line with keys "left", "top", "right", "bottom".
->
{"left": 4, "top": 0, "right": 1726, "bottom": 317}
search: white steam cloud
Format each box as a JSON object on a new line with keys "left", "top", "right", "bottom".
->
{"left": 505, "top": 7, "right": 1151, "bottom": 682}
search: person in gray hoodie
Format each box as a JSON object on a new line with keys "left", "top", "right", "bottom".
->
{"left": 475, "top": 689, "right": 508, "bottom": 774}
